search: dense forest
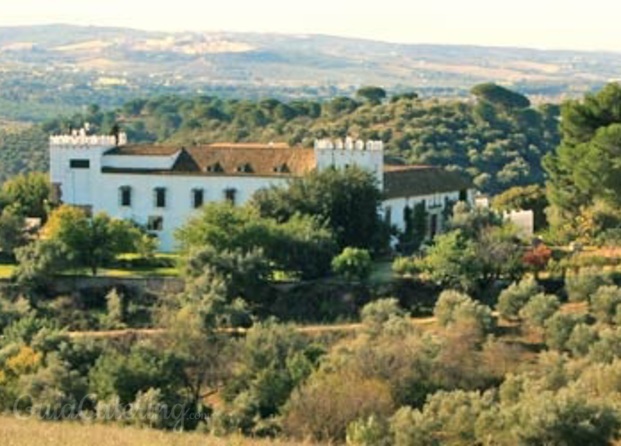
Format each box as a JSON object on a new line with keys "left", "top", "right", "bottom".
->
{"left": 0, "top": 83, "right": 560, "bottom": 196}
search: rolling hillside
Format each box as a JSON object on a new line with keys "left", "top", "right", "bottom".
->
{"left": 0, "top": 24, "right": 620, "bottom": 121}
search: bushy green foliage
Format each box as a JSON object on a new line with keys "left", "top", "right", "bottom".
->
{"left": 88, "top": 344, "right": 184, "bottom": 406}
{"left": 252, "top": 167, "right": 387, "bottom": 252}
{"left": 590, "top": 285, "right": 621, "bottom": 324}
{"left": 346, "top": 415, "right": 391, "bottom": 446}
{"left": 391, "top": 256, "right": 418, "bottom": 278}
{"left": 360, "top": 298, "right": 409, "bottom": 337}
{"left": 0, "top": 208, "right": 27, "bottom": 257}
{"left": 567, "top": 323, "right": 599, "bottom": 357}
{"left": 0, "top": 172, "right": 50, "bottom": 220}
{"left": 0, "top": 127, "right": 48, "bottom": 185}
{"left": 418, "top": 205, "right": 523, "bottom": 293}
{"left": 332, "top": 247, "right": 372, "bottom": 282}
{"left": 391, "top": 390, "right": 494, "bottom": 446}
{"left": 545, "top": 83, "right": 621, "bottom": 241}
{"left": 497, "top": 277, "right": 541, "bottom": 321}
{"left": 519, "top": 293, "right": 561, "bottom": 329}
{"left": 13, "top": 239, "right": 68, "bottom": 287}
{"left": 43, "top": 205, "right": 144, "bottom": 275}
{"left": 218, "top": 321, "right": 321, "bottom": 436}
{"left": 545, "top": 313, "right": 582, "bottom": 351}
{"left": 565, "top": 268, "right": 613, "bottom": 302}
{"left": 177, "top": 202, "right": 336, "bottom": 279}
{"left": 434, "top": 290, "right": 494, "bottom": 336}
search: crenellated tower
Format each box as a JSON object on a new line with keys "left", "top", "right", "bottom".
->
{"left": 314, "top": 137, "right": 384, "bottom": 190}
{"left": 49, "top": 128, "right": 126, "bottom": 205}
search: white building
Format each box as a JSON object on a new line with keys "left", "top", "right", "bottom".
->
{"left": 50, "top": 130, "right": 473, "bottom": 252}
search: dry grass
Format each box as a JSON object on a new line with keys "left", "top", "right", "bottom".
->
{"left": 0, "top": 264, "right": 15, "bottom": 279}
{"left": 0, "top": 416, "right": 317, "bottom": 446}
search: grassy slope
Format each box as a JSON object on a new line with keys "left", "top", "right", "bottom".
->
{"left": 0, "top": 416, "right": 316, "bottom": 446}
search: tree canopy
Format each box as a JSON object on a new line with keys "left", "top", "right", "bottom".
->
{"left": 545, "top": 83, "right": 621, "bottom": 241}
{"left": 251, "top": 167, "right": 388, "bottom": 253}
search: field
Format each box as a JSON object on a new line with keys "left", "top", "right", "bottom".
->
{"left": 0, "top": 416, "right": 316, "bottom": 446}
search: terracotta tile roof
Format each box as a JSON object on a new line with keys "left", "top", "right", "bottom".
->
{"left": 383, "top": 165, "right": 473, "bottom": 199}
{"left": 102, "top": 143, "right": 316, "bottom": 177}
{"left": 205, "top": 142, "right": 292, "bottom": 150}
{"left": 179, "top": 146, "right": 316, "bottom": 176}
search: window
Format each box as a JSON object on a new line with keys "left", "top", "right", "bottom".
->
{"left": 273, "top": 163, "right": 289, "bottom": 173}
{"left": 236, "top": 163, "right": 253, "bottom": 173}
{"left": 192, "top": 188, "right": 204, "bottom": 209}
{"left": 69, "top": 159, "right": 90, "bottom": 169}
{"left": 224, "top": 188, "right": 237, "bottom": 205}
{"left": 206, "top": 162, "right": 224, "bottom": 173}
{"left": 147, "top": 216, "right": 164, "bottom": 231}
{"left": 120, "top": 186, "right": 132, "bottom": 207}
{"left": 154, "top": 187, "right": 166, "bottom": 208}
{"left": 459, "top": 189, "right": 468, "bottom": 201}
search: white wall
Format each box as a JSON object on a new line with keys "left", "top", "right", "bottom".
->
{"left": 102, "top": 153, "right": 180, "bottom": 170}
{"left": 383, "top": 190, "right": 464, "bottom": 238}
{"left": 94, "top": 173, "right": 289, "bottom": 251}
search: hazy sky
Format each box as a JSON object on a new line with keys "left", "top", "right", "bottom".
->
{"left": 1, "top": 0, "right": 618, "bottom": 52}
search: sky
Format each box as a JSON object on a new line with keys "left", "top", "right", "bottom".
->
{"left": 0, "top": 0, "right": 619, "bottom": 52}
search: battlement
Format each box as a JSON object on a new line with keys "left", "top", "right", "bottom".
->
{"left": 50, "top": 129, "right": 127, "bottom": 148}
{"left": 314, "top": 137, "right": 383, "bottom": 151}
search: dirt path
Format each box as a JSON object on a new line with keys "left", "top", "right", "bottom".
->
{"left": 67, "top": 316, "right": 439, "bottom": 339}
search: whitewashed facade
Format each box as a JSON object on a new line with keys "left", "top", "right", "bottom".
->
{"left": 50, "top": 130, "right": 473, "bottom": 251}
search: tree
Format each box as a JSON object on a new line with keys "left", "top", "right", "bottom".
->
{"left": 416, "top": 230, "right": 478, "bottom": 292}
{"left": 522, "top": 244, "right": 552, "bottom": 279}
{"left": 332, "top": 247, "right": 373, "bottom": 282}
{"left": 471, "top": 83, "right": 531, "bottom": 109}
{"left": 252, "top": 167, "right": 387, "bottom": 252}
{"left": 43, "top": 205, "right": 142, "bottom": 275}
{"left": 13, "top": 239, "right": 68, "bottom": 288}
{"left": 176, "top": 203, "right": 336, "bottom": 279}
{"left": 497, "top": 277, "right": 541, "bottom": 321}
{"left": 590, "top": 285, "right": 621, "bottom": 324}
{"left": 282, "top": 371, "right": 394, "bottom": 442}
{"left": 492, "top": 184, "right": 548, "bottom": 230}
{"left": 520, "top": 293, "right": 561, "bottom": 329}
{"left": 565, "top": 268, "right": 612, "bottom": 303}
{"left": 0, "top": 172, "right": 50, "bottom": 220}
{"left": 356, "top": 86, "right": 387, "bottom": 105}
{"left": 0, "top": 209, "right": 26, "bottom": 258}
{"left": 544, "top": 83, "right": 621, "bottom": 239}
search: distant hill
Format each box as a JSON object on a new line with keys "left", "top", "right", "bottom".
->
{"left": 0, "top": 24, "right": 620, "bottom": 121}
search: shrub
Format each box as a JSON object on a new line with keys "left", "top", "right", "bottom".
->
{"left": 332, "top": 247, "right": 373, "bottom": 282}
{"left": 95, "top": 394, "right": 125, "bottom": 423}
{"left": 360, "top": 298, "right": 409, "bottom": 337}
{"left": 566, "top": 323, "right": 599, "bottom": 357}
{"left": 282, "top": 371, "right": 394, "bottom": 442}
{"left": 391, "top": 390, "right": 494, "bottom": 446}
{"left": 346, "top": 415, "right": 391, "bottom": 446}
{"left": 588, "top": 328, "right": 621, "bottom": 364}
{"left": 519, "top": 293, "right": 561, "bottom": 329}
{"left": 392, "top": 256, "right": 418, "bottom": 278}
{"left": 128, "top": 388, "right": 166, "bottom": 429}
{"left": 497, "top": 277, "right": 541, "bottom": 320}
{"left": 590, "top": 285, "right": 621, "bottom": 324}
{"left": 565, "top": 268, "right": 612, "bottom": 302}
{"left": 544, "top": 313, "right": 582, "bottom": 351}
{"left": 434, "top": 290, "right": 494, "bottom": 335}
{"left": 434, "top": 290, "right": 473, "bottom": 327}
